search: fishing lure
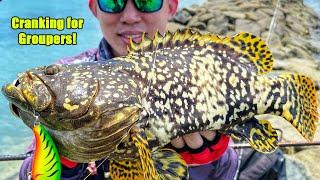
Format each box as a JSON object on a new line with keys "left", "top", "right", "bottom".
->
{"left": 32, "top": 123, "right": 61, "bottom": 180}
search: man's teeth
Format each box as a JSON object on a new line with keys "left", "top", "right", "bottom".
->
{"left": 124, "top": 34, "right": 141, "bottom": 38}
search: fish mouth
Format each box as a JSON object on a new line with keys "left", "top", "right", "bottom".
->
{"left": 2, "top": 71, "right": 53, "bottom": 115}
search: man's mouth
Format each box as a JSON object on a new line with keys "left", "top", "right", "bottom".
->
{"left": 118, "top": 32, "right": 143, "bottom": 44}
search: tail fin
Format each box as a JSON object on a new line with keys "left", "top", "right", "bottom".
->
{"left": 264, "top": 73, "right": 319, "bottom": 141}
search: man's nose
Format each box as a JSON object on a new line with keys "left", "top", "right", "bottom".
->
{"left": 120, "top": 0, "right": 142, "bottom": 24}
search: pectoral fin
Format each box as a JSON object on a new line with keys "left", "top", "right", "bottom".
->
{"left": 110, "top": 159, "right": 144, "bottom": 180}
{"left": 229, "top": 117, "right": 279, "bottom": 153}
{"left": 131, "top": 129, "right": 159, "bottom": 180}
{"left": 110, "top": 129, "right": 188, "bottom": 180}
{"left": 153, "top": 148, "right": 188, "bottom": 180}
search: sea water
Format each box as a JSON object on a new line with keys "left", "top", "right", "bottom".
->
{"left": 0, "top": 0, "right": 318, "bottom": 178}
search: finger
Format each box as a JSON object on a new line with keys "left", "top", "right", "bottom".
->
{"left": 170, "top": 136, "right": 185, "bottom": 148}
{"left": 182, "top": 132, "right": 203, "bottom": 149}
{"left": 86, "top": 167, "right": 97, "bottom": 175}
{"left": 87, "top": 162, "right": 97, "bottom": 175}
{"left": 199, "top": 130, "right": 216, "bottom": 141}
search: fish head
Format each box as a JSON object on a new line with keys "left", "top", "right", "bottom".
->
{"left": 2, "top": 62, "right": 145, "bottom": 161}
{"left": 2, "top": 64, "right": 100, "bottom": 130}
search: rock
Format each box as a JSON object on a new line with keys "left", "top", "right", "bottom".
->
{"left": 261, "top": 32, "right": 282, "bottom": 48}
{"left": 271, "top": 8, "right": 286, "bottom": 21}
{"left": 286, "top": 15, "right": 309, "bottom": 35}
{"left": 286, "top": 148, "right": 320, "bottom": 180}
{"left": 317, "top": 61, "right": 320, "bottom": 71}
{"left": 167, "top": 22, "right": 185, "bottom": 33}
{"left": 187, "top": 15, "right": 200, "bottom": 27}
{"left": 188, "top": 21, "right": 207, "bottom": 31}
{"left": 222, "top": 11, "right": 246, "bottom": 19}
{"left": 186, "top": 14, "right": 207, "bottom": 31}
{"left": 285, "top": 45, "right": 314, "bottom": 61}
{"left": 282, "top": 37, "right": 315, "bottom": 57}
{"left": 207, "top": 24, "right": 227, "bottom": 35}
{"left": 206, "top": 15, "right": 229, "bottom": 35}
{"left": 235, "top": 19, "right": 262, "bottom": 36}
{"left": 284, "top": 28, "right": 300, "bottom": 38}
{"left": 279, "top": 58, "right": 320, "bottom": 81}
{"left": 217, "top": 5, "right": 241, "bottom": 12}
{"left": 182, "top": 7, "right": 197, "bottom": 16}
{"left": 257, "top": 17, "right": 271, "bottom": 31}
{"left": 286, "top": 19, "right": 309, "bottom": 36}
{"left": 226, "top": 31, "right": 237, "bottom": 37}
{"left": 273, "top": 59, "right": 287, "bottom": 70}
{"left": 285, "top": 155, "right": 310, "bottom": 180}
{"left": 260, "top": 8, "right": 277, "bottom": 16}
{"left": 245, "top": 12, "right": 260, "bottom": 21}
{"left": 198, "top": 13, "right": 216, "bottom": 23}
{"left": 245, "top": 10, "right": 270, "bottom": 21}
{"left": 238, "top": 2, "right": 265, "bottom": 10}
{"left": 272, "top": 49, "right": 287, "bottom": 60}
{"left": 273, "top": 23, "right": 287, "bottom": 38}
{"left": 173, "top": 10, "right": 192, "bottom": 25}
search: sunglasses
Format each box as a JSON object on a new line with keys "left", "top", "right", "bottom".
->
{"left": 98, "top": 0, "right": 163, "bottom": 13}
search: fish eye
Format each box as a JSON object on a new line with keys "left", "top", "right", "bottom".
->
{"left": 44, "top": 65, "right": 60, "bottom": 75}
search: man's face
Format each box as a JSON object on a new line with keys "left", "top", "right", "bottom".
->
{"left": 90, "top": 0, "right": 177, "bottom": 57}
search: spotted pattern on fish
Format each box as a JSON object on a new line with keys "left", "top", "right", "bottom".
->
{"left": 2, "top": 29, "right": 319, "bottom": 163}
{"left": 112, "top": 29, "right": 318, "bottom": 150}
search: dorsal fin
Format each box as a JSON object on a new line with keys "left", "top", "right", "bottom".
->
{"left": 127, "top": 28, "right": 221, "bottom": 54}
{"left": 127, "top": 29, "right": 274, "bottom": 75}
{"left": 222, "top": 32, "right": 274, "bottom": 74}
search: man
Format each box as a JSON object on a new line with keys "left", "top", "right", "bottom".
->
{"left": 19, "top": 0, "right": 238, "bottom": 179}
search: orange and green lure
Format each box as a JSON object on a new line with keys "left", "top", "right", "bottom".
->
{"left": 32, "top": 123, "right": 61, "bottom": 180}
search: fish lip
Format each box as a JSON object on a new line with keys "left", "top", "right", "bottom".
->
{"left": 2, "top": 71, "right": 53, "bottom": 116}
{"left": 2, "top": 84, "right": 33, "bottom": 113}
{"left": 21, "top": 72, "right": 53, "bottom": 112}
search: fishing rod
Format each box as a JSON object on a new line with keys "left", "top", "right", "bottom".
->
{"left": 1, "top": 141, "right": 320, "bottom": 161}
{"left": 0, "top": 153, "right": 32, "bottom": 161}
{"left": 231, "top": 141, "right": 320, "bottom": 149}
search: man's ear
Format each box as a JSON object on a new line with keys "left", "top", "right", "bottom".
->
{"left": 168, "top": 0, "right": 178, "bottom": 17}
{"left": 89, "top": 0, "right": 98, "bottom": 17}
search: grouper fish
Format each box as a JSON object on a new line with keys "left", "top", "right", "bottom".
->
{"left": 2, "top": 29, "right": 319, "bottom": 179}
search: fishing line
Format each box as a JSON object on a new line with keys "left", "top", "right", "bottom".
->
{"left": 83, "top": 158, "right": 108, "bottom": 180}
{"left": 266, "top": 0, "right": 281, "bottom": 45}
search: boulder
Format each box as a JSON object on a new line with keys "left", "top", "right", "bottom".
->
{"left": 173, "top": 9, "right": 192, "bottom": 25}
{"left": 206, "top": 15, "right": 229, "bottom": 35}
{"left": 222, "top": 11, "right": 246, "bottom": 19}
{"left": 167, "top": 22, "right": 186, "bottom": 33}
{"left": 286, "top": 148, "right": 320, "bottom": 180}
{"left": 235, "top": 19, "right": 262, "bottom": 36}
{"left": 198, "top": 13, "right": 216, "bottom": 23}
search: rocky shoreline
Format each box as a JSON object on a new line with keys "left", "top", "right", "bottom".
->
{"left": 169, "top": 0, "right": 320, "bottom": 179}
{"left": 169, "top": 0, "right": 320, "bottom": 82}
